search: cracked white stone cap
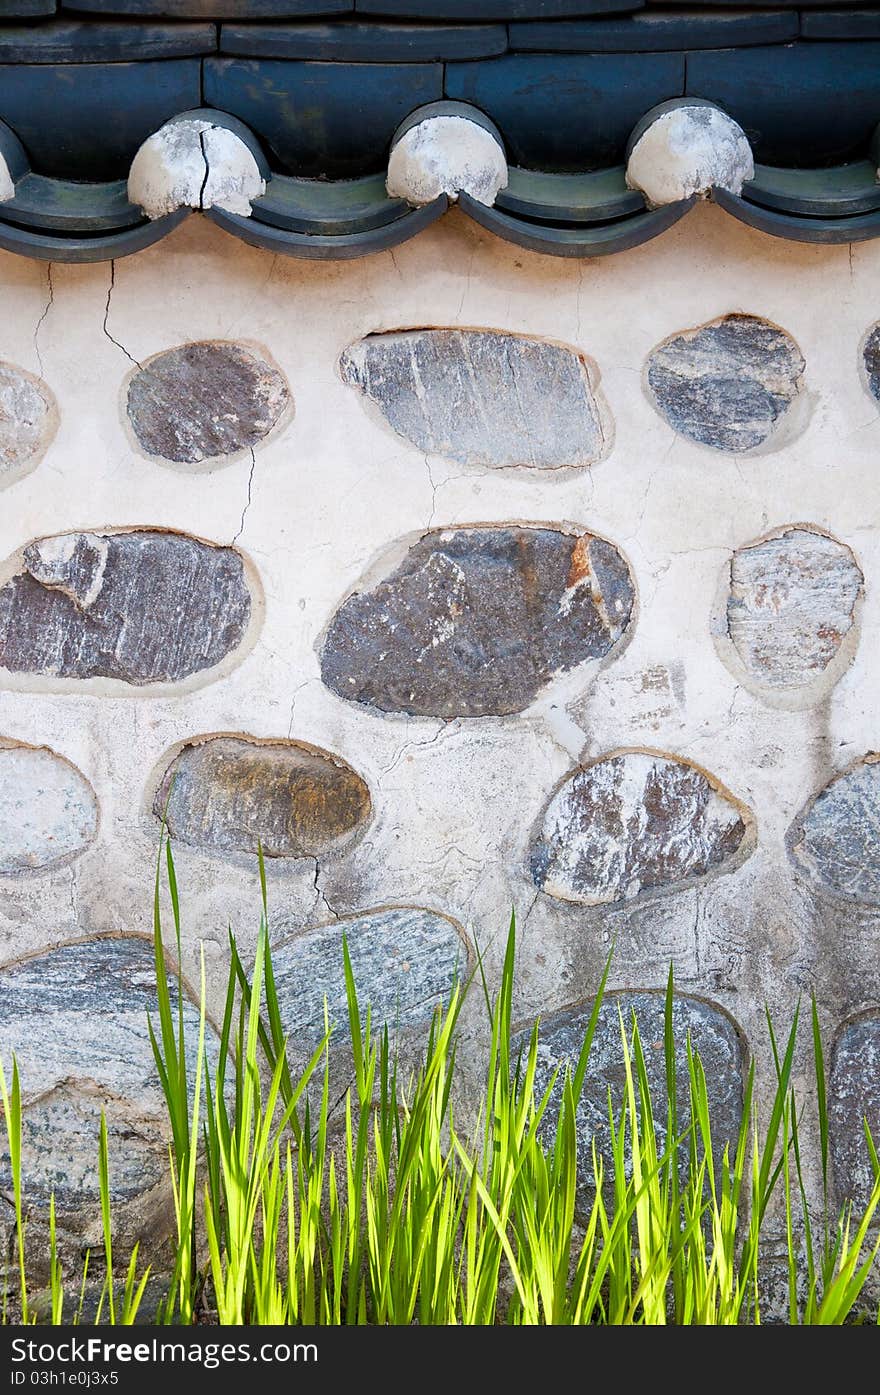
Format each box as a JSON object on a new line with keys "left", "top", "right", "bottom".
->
{"left": 625, "top": 101, "right": 754, "bottom": 209}
{"left": 128, "top": 113, "right": 266, "bottom": 220}
{"left": 0, "top": 156, "right": 13, "bottom": 204}
{"left": 387, "top": 105, "right": 508, "bottom": 207}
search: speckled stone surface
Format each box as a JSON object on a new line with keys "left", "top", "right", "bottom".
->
{"left": 0, "top": 361, "right": 56, "bottom": 485}
{"left": 532, "top": 750, "right": 752, "bottom": 905}
{"left": 829, "top": 1013, "right": 880, "bottom": 1209}
{"left": 320, "top": 526, "right": 634, "bottom": 717}
{"left": 340, "top": 329, "right": 608, "bottom": 470}
{"left": 788, "top": 756, "right": 880, "bottom": 905}
{"left": 155, "top": 735, "right": 371, "bottom": 857}
{"left": 0, "top": 741, "right": 98, "bottom": 872}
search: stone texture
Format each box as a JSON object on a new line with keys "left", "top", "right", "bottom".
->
{"left": 320, "top": 526, "right": 635, "bottom": 718}
{"left": 726, "top": 528, "right": 862, "bottom": 692}
{"left": 0, "top": 937, "right": 205, "bottom": 1215}
{"left": 155, "top": 735, "right": 371, "bottom": 858}
{"left": 532, "top": 750, "right": 752, "bottom": 905}
{"left": 626, "top": 103, "right": 754, "bottom": 208}
{"left": 127, "top": 341, "right": 289, "bottom": 465}
{"left": 517, "top": 991, "right": 745, "bottom": 1211}
{"left": 387, "top": 114, "right": 508, "bottom": 207}
{"left": 340, "top": 329, "right": 607, "bottom": 470}
{"left": 645, "top": 313, "right": 804, "bottom": 453}
{"left": 788, "top": 756, "right": 880, "bottom": 905}
{"left": 862, "top": 322, "right": 880, "bottom": 404}
{"left": 271, "top": 907, "right": 467, "bottom": 1056}
{"left": 0, "top": 361, "right": 57, "bottom": 485}
{"left": 0, "top": 740, "right": 98, "bottom": 873}
{"left": 0, "top": 530, "right": 252, "bottom": 686}
{"left": 829, "top": 1014, "right": 880, "bottom": 1209}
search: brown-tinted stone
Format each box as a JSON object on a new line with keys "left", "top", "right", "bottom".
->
{"left": 829, "top": 1014, "right": 880, "bottom": 1208}
{"left": 320, "top": 526, "right": 635, "bottom": 718}
{"left": 127, "top": 341, "right": 290, "bottom": 465}
{"left": 517, "top": 991, "right": 745, "bottom": 1212}
{"left": 0, "top": 361, "right": 57, "bottom": 485}
{"left": 340, "top": 329, "right": 608, "bottom": 470}
{"left": 646, "top": 313, "right": 804, "bottom": 452}
{"left": 0, "top": 530, "right": 253, "bottom": 686}
{"left": 726, "top": 527, "right": 862, "bottom": 692}
{"left": 155, "top": 735, "right": 371, "bottom": 858}
{"left": 787, "top": 755, "right": 880, "bottom": 905}
{"left": 532, "top": 750, "right": 753, "bottom": 905}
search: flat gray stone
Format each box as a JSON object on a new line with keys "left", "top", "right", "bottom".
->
{"left": 271, "top": 907, "right": 468, "bottom": 1056}
{"left": 156, "top": 736, "right": 371, "bottom": 858}
{"left": 517, "top": 991, "right": 745, "bottom": 1212}
{"left": 0, "top": 741, "right": 98, "bottom": 873}
{"left": 862, "top": 322, "right": 880, "bottom": 404}
{"left": 0, "top": 361, "right": 57, "bottom": 485}
{"left": 788, "top": 756, "right": 880, "bottom": 905}
{"left": 320, "top": 526, "right": 635, "bottom": 717}
{"left": 829, "top": 1014, "right": 880, "bottom": 1209}
{"left": 0, "top": 937, "right": 205, "bottom": 1214}
{"left": 646, "top": 313, "right": 804, "bottom": 452}
{"left": 532, "top": 750, "right": 752, "bottom": 905}
{"left": 726, "top": 528, "right": 862, "bottom": 691}
{"left": 340, "top": 329, "right": 607, "bottom": 470}
{"left": 0, "top": 530, "right": 252, "bottom": 686}
{"left": 127, "top": 341, "right": 290, "bottom": 465}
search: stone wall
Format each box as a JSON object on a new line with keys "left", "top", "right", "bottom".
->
{"left": 1, "top": 202, "right": 880, "bottom": 1256}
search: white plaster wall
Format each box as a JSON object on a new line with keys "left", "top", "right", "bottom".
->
{"left": 1, "top": 205, "right": 879, "bottom": 1176}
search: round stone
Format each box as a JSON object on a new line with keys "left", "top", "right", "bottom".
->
{"left": 0, "top": 741, "right": 97, "bottom": 873}
{"left": 0, "top": 360, "right": 57, "bottom": 485}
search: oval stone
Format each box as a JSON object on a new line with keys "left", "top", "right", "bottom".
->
{"left": 340, "top": 329, "right": 608, "bottom": 470}
{"left": 0, "top": 937, "right": 206, "bottom": 1215}
{"left": 725, "top": 527, "right": 862, "bottom": 691}
{"left": 155, "top": 736, "right": 371, "bottom": 858}
{"left": 270, "top": 907, "right": 468, "bottom": 1056}
{"left": 0, "top": 360, "right": 57, "bottom": 485}
{"left": 127, "top": 340, "right": 290, "bottom": 465}
{"left": 788, "top": 756, "right": 880, "bottom": 905}
{"left": 645, "top": 313, "right": 804, "bottom": 452}
{"left": 320, "top": 526, "right": 635, "bottom": 718}
{"left": 0, "top": 740, "right": 97, "bottom": 873}
{"left": 532, "top": 750, "right": 753, "bottom": 905}
{"left": 862, "top": 322, "right": 880, "bottom": 404}
{"left": 517, "top": 991, "right": 745, "bottom": 1210}
{"left": 829, "top": 1014, "right": 880, "bottom": 1208}
{"left": 0, "top": 530, "right": 253, "bottom": 687}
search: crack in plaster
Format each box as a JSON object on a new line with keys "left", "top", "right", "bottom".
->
{"left": 232, "top": 448, "right": 256, "bottom": 545}
{"left": 102, "top": 262, "right": 141, "bottom": 369}
{"left": 33, "top": 263, "right": 53, "bottom": 379}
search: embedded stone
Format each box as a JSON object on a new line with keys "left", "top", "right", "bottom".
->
{"left": 788, "top": 756, "right": 880, "bottom": 905}
{"left": 829, "top": 1015, "right": 880, "bottom": 1209}
{"left": 155, "top": 736, "right": 371, "bottom": 858}
{"left": 726, "top": 528, "right": 862, "bottom": 691}
{"left": 0, "top": 741, "right": 98, "bottom": 873}
{"left": 320, "top": 526, "right": 635, "bottom": 718}
{"left": 0, "top": 938, "right": 205, "bottom": 1215}
{"left": 862, "top": 322, "right": 880, "bottom": 404}
{"left": 645, "top": 314, "right": 804, "bottom": 453}
{"left": 518, "top": 992, "right": 745, "bottom": 1209}
{"left": 532, "top": 750, "right": 752, "bottom": 905}
{"left": 340, "top": 329, "right": 607, "bottom": 470}
{"left": 0, "top": 361, "right": 57, "bottom": 485}
{"left": 0, "top": 529, "right": 253, "bottom": 686}
{"left": 127, "top": 341, "right": 289, "bottom": 465}
{"left": 271, "top": 907, "right": 468, "bottom": 1056}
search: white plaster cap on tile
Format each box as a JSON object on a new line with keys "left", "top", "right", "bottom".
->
{"left": 625, "top": 99, "right": 754, "bottom": 209}
{"left": 128, "top": 109, "right": 269, "bottom": 221}
{"left": 387, "top": 101, "right": 508, "bottom": 207}
{"left": 0, "top": 118, "right": 29, "bottom": 204}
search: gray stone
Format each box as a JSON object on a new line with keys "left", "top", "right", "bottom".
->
{"left": 271, "top": 907, "right": 468, "bottom": 1057}
{"left": 0, "top": 740, "right": 97, "bottom": 873}
{"left": 127, "top": 341, "right": 289, "bottom": 465}
{"left": 155, "top": 736, "right": 371, "bottom": 858}
{"left": 340, "top": 329, "right": 607, "bottom": 470}
{"left": 862, "top": 323, "right": 880, "bottom": 404}
{"left": 829, "top": 1014, "right": 880, "bottom": 1209}
{"left": 726, "top": 528, "right": 862, "bottom": 691}
{"left": 788, "top": 756, "right": 880, "bottom": 905}
{"left": 646, "top": 313, "right": 804, "bottom": 452}
{"left": 320, "top": 526, "right": 635, "bottom": 718}
{"left": 0, "top": 937, "right": 205, "bottom": 1216}
{"left": 0, "top": 530, "right": 252, "bottom": 686}
{"left": 0, "top": 361, "right": 57, "bottom": 485}
{"left": 532, "top": 750, "right": 752, "bottom": 906}
{"left": 516, "top": 991, "right": 745, "bottom": 1212}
